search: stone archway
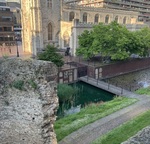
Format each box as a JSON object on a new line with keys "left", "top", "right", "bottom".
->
{"left": 63, "top": 31, "right": 69, "bottom": 47}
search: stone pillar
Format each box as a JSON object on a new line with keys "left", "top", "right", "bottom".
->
{"left": 21, "top": 0, "right": 44, "bottom": 56}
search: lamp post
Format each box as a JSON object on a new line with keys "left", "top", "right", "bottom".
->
{"left": 15, "top": 36, "right": 19, "bottom": 57}
{"left": 7, "top": 35, "right": 11, "bottom": 53}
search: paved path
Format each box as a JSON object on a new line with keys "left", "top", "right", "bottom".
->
{"left": 59, "top": 77, "right": 150, "bottom": 144}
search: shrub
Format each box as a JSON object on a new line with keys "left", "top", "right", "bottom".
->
{"left": 57, "top": 84, "right": 78, "bottom": 103}
{"left": 38, "top": 45, "right": 64, "bottom": 67}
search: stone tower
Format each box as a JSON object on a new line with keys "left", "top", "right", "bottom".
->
{"left": 21, "top": 0, "right": 43, "bottom": 55}
{"left": 21, "top": 0, "right": 61, "bottom": 55}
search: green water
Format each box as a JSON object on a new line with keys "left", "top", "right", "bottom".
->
{"left": 57, "top": 81, "right": 114, "bottom": 117}
{"left": 71, "top": 81, "right": 114, "bottom": 107}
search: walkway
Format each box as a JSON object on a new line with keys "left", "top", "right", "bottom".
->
{"left": 79, "top": 76, "right": 144, "bottom": 100}
{"left": 59, "top": 77, "right": 150, "bottom": 144}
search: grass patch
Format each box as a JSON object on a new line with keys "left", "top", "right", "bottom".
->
{"left": 135, "top": 87, "right": 150, "bottom": 95}
{"left": 92, "top": 110, "right": 150, "bottom": 144}
{"left": 54, "top": 97, "right": 137, "bottom": 141}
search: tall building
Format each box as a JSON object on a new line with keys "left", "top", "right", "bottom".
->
{"left": 0, "top": 0, "right": 6, "bottom": 6}
{"left": 0, "top": 5, "right": 15, "bottom": 46}
{"left": 7, "top": 0, "right": 20, "bottom": 3}
{"left": 72, "top": 0, "right": 150, "bottom": 22}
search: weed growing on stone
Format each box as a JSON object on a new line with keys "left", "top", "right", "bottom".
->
{"left": 28, "top": 79, "right": 37, "bottom": 90}
{"left": 12, "top": 80, "right": 24, "bottom": 90}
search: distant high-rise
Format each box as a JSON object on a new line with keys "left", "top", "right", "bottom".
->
{"left": 7, "top": 0, "right": 20, "bottom": 3}
{"left": 0, "top": 0, "right": 6, "bottom": 6}
{"left": 66, "top": 0, "right": 150, "bottom": 22}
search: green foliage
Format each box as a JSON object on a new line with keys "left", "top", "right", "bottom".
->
{"left": 57, "top": 84, "right": 78, "bottom": 103}
{"left": 92, "top": 110, "right": 150, "bottom": 144}
{"left": 54, "top": 97, "right": 137, "bottom": 141}
{"left": 38, "top": 45, "right": 64, "bottom": 67}
{"left": 28, "top": 79, "right": 37, "bottom": 90}
{"left": 76, "top": 21, "right": 150, "bottom": 61}
{"left": 12, "top": 80, "right": 24, "bottom": 90}
{"left": 135, "top": 87, "right": 150, "bottom": 95}
{"left": 76, "top": 30, "right": 95, "bottom": 59}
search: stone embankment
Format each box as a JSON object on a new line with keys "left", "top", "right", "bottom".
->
{"left": 122, "top": 126, "right": 150, "bottom": 144}
{"left": 0, "top": 58, "right": 58, "bottom": 144}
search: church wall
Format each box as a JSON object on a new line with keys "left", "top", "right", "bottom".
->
{"left": 21, "top": 0, "right": 43, "bottom": 55}
{"left": 40, "top": 0, "right": 60, "bottom": 48}
{"left": 63, "top": 7, "right": 138, "bottom": 24}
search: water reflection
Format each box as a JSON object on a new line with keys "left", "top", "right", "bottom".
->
{"left": 57, "top": 81, "right": 114, "bottom": 117}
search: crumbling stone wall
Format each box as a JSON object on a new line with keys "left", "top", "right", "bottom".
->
{"left": 0, "top": 58, "right": 58, "bottom": 144}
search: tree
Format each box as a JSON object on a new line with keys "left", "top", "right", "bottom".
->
{"left": 76, "top": 21, "right": 150, "bottom": 61}
{"left": 38, "top": 45, "right": 64, "bottom": 67}
{"left": 133, "top": 27, "right": 150, "bottom": 57}
{"left": 76, "top": 30, "right": 95, "bottom": 59}
{"left": 92, "top": 21, "right": 132, "bottom": 60}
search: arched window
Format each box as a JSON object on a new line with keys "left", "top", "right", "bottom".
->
{"left": 69, "top": 12, "right": 75, "bottom": 21}
{"left": 123, "top": 16, "right": 126, "bottom": 24}
{"left": 83, "top": 13, "right": 87, "bottom": 23}
{"left": 94, "top": 14, "right": 99, "bottom": 23}
{"left": 115, "top": 16, "right": 118, "bottom": 23}
{"left": 63, "top": 31, "right": 69, "bottom": 47}
{"left": 105, "top": 15, "right": 109, "bottom": 24}
{"left": 48, "top": 23, "right": 52, "bottom": 40}
{"left": 47, "top": 0, "right": 52, "bottom": 8}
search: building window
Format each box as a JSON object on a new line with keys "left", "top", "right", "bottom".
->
{"left": 2, "top": 16, "right": 12, "bottom": 22}
{"left": 48, "top": 23, "right": 52, "bottom": 40}
{"left": 105, "top": 15, "right": 109, "bottom": 24}
{"left": 94, "top": 14, "right": 99, "bottom": 23}
{"left": 123, "top": 16, "right": 126, "bottom": 24}
{"left": 4, "top": 27, "right": 12, "bottom": 31}
{"left": 69, "top": 12, "right": 75, "bottom": 21}
{"left": 83, "top": 13, "right": 87, "bottom": 23}
{"left": 115, "top": 16, "right": 118, "bottom": 23}
{"left": 47, "top": 0, "right": 52, "bottom": 8}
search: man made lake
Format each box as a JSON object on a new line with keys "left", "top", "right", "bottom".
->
{"left": 71, "top": 81, "right": 114, "bottom": 106}
{"left": 57, "top": 81, "right": 114, "bottom": 117}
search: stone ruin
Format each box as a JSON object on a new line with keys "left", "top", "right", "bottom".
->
{"left": 0, "top": 58, "right": 58, "bottom": 144}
